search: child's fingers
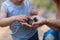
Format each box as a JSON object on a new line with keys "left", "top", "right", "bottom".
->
{"left": 20, "top": 22, "right": 33, "bottom": 27}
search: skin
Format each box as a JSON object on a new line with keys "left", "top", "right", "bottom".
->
{"left": 32, "top": 0, "right": 60, "bottom": 31}
{"left": 0, "top": 0, "right": 33, "bottom": 27}
{"left": 30, "top": 9, "right": 38, "bottom": 16}
{"left": 11, "top": 0, "right": 24, "bottom": 6}
{"left": 20, "top": 9, "right": 38, "bottom": 28}
{"left": 45, "top": 0, "right": 60, "bottom": 30}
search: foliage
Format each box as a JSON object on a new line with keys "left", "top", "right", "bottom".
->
{"left": 32, "top": 0, "right": 54, "bottom": 10}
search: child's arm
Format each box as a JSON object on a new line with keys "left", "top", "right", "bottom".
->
{"left": 0, "top": 6, "right": 28, "bottom": 27}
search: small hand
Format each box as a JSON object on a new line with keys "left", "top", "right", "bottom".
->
{"left": 16, "top": 15, "right": 28, "bottom": 22}
{"left": 30, "top": 9, "right": 38, "bottom": 16}
{"left": 20, "top": 22, "right": 33, "bottom": 28}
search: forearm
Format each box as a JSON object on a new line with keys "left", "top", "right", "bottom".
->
{"left": 46, "top": 0, "right": 60, "bottom": 30}
{"left": 46, "top": 19, "right": 60, "bottom": 30}
{"left": 54, "top": 0, "right": 60, "bottom": 19}
{"left": 0, "top": 16, "right": 17, "bottom": 27}
{"left": 56, "top": 6, "right": 60, "bottom": 19}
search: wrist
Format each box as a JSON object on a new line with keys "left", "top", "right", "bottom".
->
{"left": 11, "top": 16, "right": 18, "bottom": 21}
{"left": 45, "top": 19, "right": 49, "bottom": 25}
{"left": 41, "top": 19, "right": 47, "bottom": 25}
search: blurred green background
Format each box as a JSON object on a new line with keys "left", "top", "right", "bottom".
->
{"left": 31, "top": 0, "right": 55, "bottom": 10}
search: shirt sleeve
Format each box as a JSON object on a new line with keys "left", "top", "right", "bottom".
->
{"left": 1, "top": 1, "right": 8, "bottom": 13}
{"left": 24, "top": 0, "right": 33, "bottom": 9}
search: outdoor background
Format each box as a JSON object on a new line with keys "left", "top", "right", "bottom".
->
{"left": 0, "top": 0, "right": 56, "bottom": 40}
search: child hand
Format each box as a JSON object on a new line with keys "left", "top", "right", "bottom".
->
{"left": 30, "top": 9, "right": 38, "bottom": 16}
{"left": 20, "top": 22, "right": 33, "bottom": 28}
{"left": 16, "top": 15, "right": 28, "bottom": 22}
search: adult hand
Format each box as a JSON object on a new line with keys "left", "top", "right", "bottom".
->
{"left": 32, "top": 22, "right": 41, "bottom": 28}
{"left": 32, "top": 17, "right": 46, "bottom": 28}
